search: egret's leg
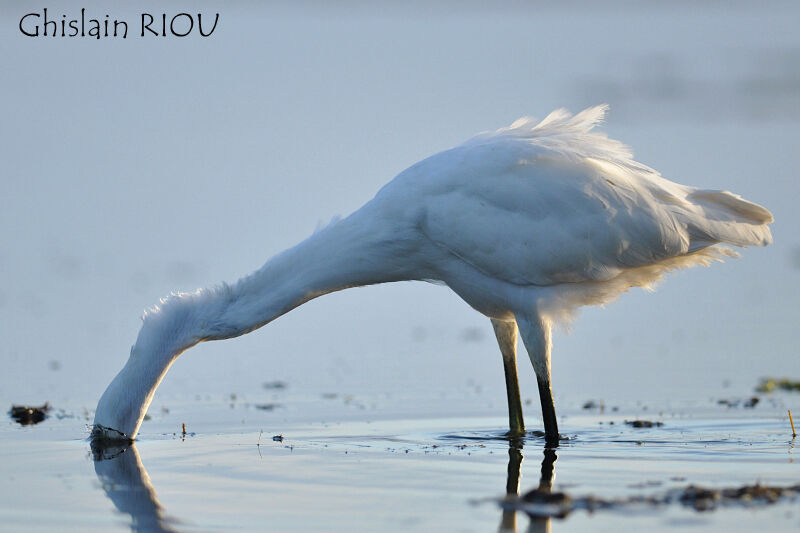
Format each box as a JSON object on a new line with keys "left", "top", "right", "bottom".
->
{"left": 491, "top": 319, "right": 525, "bottom": 437}
{"left": 516, "top": 314, "right": 559, "bottom": 445}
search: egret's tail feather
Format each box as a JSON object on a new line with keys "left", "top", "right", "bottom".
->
{"left": 685, "top": 189, "right": 773, "bottom": 249}
{"left": 689, "top": 189, "right": 774, "bottom": 224}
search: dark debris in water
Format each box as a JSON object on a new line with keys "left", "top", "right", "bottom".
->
{"left": 501, "top": 482, "right": 800, "bottom": 518}
{"left": 582, "top": 400, "right": 604, "bottom": 411}
{"left": 262, "top": 380, "right": 287, "bottom": 390}
{"left": 9, "top": 403, "right": 50, "bottom": 425}
{"left": 254, "top": 403, "right": 282, "bottom": 411}
{"left": 757, "top": 377, "right": 800, "bottom": 393}
{"left": 624, "top": 419, "right": 663, "bottom": 428}
{"left": 717, "top": 396, "right": 760, "bottom": 408}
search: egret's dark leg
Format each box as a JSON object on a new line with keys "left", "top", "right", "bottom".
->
{"left": 491, "top": 318, "right": 525, "bottom": 438}
{"left": 537, "top": 377, "right": 559, "bottom": 446}
{"left": 516, "top": 314, "right": 559, "bottom": 445}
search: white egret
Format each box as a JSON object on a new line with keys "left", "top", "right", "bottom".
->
{"left": 93, "top": 105, "right": 773, "bottom": 443}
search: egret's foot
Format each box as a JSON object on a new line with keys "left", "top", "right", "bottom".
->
{"left": 504, "top": 428, "right": 527, "bottom": 440}
{"left": 502, "top": 429, "right": 568, "bottom": 447}
{"left": 91, "top": 424, "right": 132, "bottom": 444}
{"left": 544, "top": 433, "right": 561, "bottom": 448}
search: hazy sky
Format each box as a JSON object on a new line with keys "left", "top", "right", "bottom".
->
{"left": 2, "top": 1, "right": 798, "bottom": 412}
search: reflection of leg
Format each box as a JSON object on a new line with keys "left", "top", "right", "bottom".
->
{"left": 523, "top": 448, "right": 557, "bottom": 533}
{"left": 506, "top": 442, "right": 522, "bottom": 496}
{"left": 499, "top": 442, "right": 524, "bottom": 533}
{"left": 516, "top": 314, "right": 559, "bottom": 445}
{"left": 506, "top": 444, "right": 524, "bottom": 495}
{"left": 525, "top": 512, "right": 552, "bottom": 533}
{"left": 538, "top": 448, "right": 557, "bottom": 492}
{"left": 491, "top": 318, "right": 526, "bottom": 437}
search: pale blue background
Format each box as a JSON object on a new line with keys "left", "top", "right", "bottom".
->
{"left": 2, "top": 1, "right": 798, "bottom": 416}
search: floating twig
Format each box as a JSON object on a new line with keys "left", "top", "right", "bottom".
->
{"left": 790, "top": 410, "right": 797, "bottom": 439}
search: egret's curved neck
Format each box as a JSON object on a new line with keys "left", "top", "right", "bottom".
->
{"left": 201, "top": 205, "right": 419, "bottom": 341}
{"left": 94, "top": 201, "right": 424, "bottom": 439}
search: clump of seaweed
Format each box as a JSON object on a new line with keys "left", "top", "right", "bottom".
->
{"left": 624, "top": 420, "right": 663, "bottom": 428}
{"left": 501, "top": 482, "right": 800, "bottom": 518}
{"left": 717, "top": 396, "right": 760, "bottom": 408}
{"left": 9, "top": 403, "right": 50, "bottom": 425}
{"left": 254, "top": 403, "right": 282, "bottom": 411}
{"left": 756, "top": 377, "right": 800, "bottom": 393}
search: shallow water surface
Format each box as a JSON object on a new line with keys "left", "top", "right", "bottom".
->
{"left": 2, "top": 397, "right": 797, "bottom": 532}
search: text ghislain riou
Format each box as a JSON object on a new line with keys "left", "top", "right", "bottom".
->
{"left": 20, "top": 9, "right": 219, "bottom": 39}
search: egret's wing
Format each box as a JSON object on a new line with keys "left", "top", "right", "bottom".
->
{"left": 382, "top": 105, "right": 771, "bottom": 287}
{"left": 418, "top": 146, "right": 693, "bottom": 286}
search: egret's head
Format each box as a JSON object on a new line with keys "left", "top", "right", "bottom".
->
{"left": 92, "top": 345, "right": 156, "bottom": 443}
{"left": 91, "top": 423, "right": 132, "bottom": 444}
{"left": 92, "top": 302, "right": 198, "bottom": 444}
{"left": 92, "top": 370, "right": 139, "bottom": 443}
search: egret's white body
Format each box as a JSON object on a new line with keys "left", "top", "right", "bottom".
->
{"left": 93, "top": 106, "right": 772, "bottom": 443}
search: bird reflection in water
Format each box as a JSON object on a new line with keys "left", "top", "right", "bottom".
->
{"left": 91, "top": 435, "right": 558, "bottom": 533}
{"left": 91, "top": 441, "right": 179, "bottom": 533}
{"left": 499, "top": 438, "right": 558, "bottom": 533}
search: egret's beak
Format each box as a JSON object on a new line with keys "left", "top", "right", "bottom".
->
{"left": 91, "top": 424, "right": 132, "bottom": 444}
